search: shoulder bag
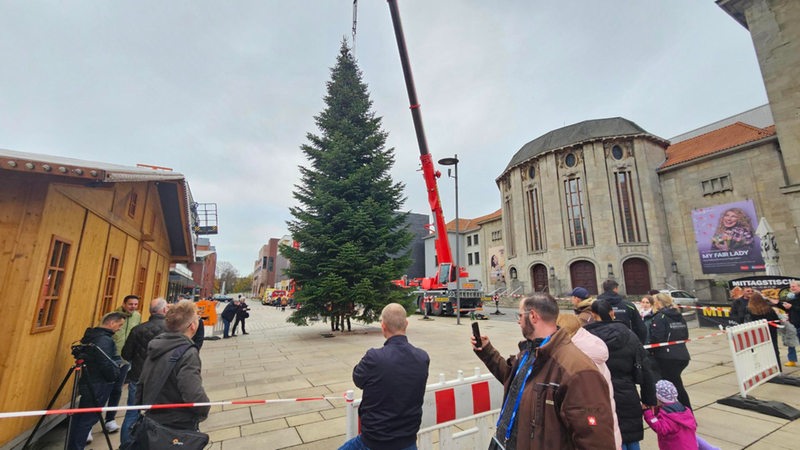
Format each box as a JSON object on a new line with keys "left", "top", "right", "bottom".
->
{"left": 121, "top": 343, "right": 209, "bottom": 450}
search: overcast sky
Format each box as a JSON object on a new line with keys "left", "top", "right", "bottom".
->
{"left": 0, "top": 1, "right": 768, "bottom": 275}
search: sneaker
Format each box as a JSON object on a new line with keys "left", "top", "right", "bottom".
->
{"left": 87, "top": 430, "right": 93, "bottom": 443}
{"left": 105, "top": 420, "right": 120, "bottom": 433}
{"left": 243, "top": 332, "right": 249, "bottom": 335}
{"left": 785, "top": 361, "right": 797, "bottom": 367}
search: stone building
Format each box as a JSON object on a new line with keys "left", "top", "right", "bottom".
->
{"left": 496, "top": 118, "right": 674, "bottom": 296}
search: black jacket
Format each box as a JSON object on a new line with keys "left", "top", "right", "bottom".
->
{"left": 353, "top": 335, "right": 429, "bottom": 450}
{"left": 597, "top": 291, "right": 648, "bottom": 344}
{"left": 784, "top": 293, "right": 800, "bottom": 327}
{"left": 79, "top": 327, "right": 123, "bottom": 384}
{"left": 136, "top": 332, "right": 209, "bottom": 429}
{"left": 221, "top": 303, "right": 237, "bottom": 321}
{"left": 730, "top": 297, "right": 748, "bottom": 324}
{"left": 585, "top": 320, "right": 657, "bottom": 444}
{"left": 649, "top": 307, "right": 690, "bottom": 361}
{"left": 121, "top": 314, "right": 166, "bottom": 382}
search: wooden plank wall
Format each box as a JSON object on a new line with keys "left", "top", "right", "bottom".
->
{"left": 0, "top": 177, "right": 179, "bottom": 447}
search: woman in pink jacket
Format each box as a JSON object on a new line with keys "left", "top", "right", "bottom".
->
{"left": 557, "top": 314, "right": 622, "bottom": 449}
{"left": 644, "top": 380, "right": 698, "bottom": 450}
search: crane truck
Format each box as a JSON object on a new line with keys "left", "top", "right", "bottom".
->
{"left": 386, "top": 0, "right": 485, "bottom": 316}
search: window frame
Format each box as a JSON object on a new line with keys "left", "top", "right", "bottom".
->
{"left": 32, "top": 236, "right": 72, "bottom": 333}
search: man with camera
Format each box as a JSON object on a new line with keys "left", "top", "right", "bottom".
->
{"left": 68, "top": 311, "right": 127, "bottom": 450}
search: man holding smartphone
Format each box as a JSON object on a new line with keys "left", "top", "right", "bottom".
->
{"left": 340, "top": 303, "right": 429, "bottom": 450}
{"left": 472, "top": 293, "right": 615, "bottom": 449}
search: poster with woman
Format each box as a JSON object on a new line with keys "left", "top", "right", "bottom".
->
{"left": 692, "top": 200, "right": 765, "bottom": 274}
{"left": 488, "top": 246, "right": 505, "bottom": 284}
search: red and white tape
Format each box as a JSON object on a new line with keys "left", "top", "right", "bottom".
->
{"left": 643, "top": 330, "right": 727, "bottom": 350}
{"left": 0, "top": 395, "right": 349, "bottom": 420}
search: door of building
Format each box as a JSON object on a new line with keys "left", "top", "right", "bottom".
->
{"left": 623, "top": 258, "right": 651, "bottom": 295}
{"left": 531, "top": 264, "right": 549, "bottom": 293}
{"left": 569, "top": 261, "right": 598, "bottom": 295}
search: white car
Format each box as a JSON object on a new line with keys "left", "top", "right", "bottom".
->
{"left": 659, "top": 289, "right": 698, "bottom": 319}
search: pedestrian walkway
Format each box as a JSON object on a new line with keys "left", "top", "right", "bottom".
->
{"left": 33, "top": 300, "right": 800, "bottom": 449}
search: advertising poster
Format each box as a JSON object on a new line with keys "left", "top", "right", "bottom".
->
{"left": 692, "top": 200, "right": 764, "bottom": 274}
{"left": 697, "top": 276, "right": 800, "bottom": 328}
{"left": 488, "top": 246, "right": 505, "bottom": 284}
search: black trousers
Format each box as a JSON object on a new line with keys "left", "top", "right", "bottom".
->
{"left": 232, "top": 316, "right": 246, "bottom": 334}
{"left": 655, "top": 358, "right": 691, "bottom": 409}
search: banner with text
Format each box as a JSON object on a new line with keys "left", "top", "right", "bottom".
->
{"left": 692, "top": 200, "right": 764, "bottom": 274}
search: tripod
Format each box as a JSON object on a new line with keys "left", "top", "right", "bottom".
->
{"left": 23, "top": 357, "right": 114, "bottom": 450}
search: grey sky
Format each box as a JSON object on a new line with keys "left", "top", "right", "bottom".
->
{"left": 0, "top": 1, "right": 767, "bottom": 275}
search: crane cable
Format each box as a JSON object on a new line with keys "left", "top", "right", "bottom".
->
{"left": 352, "top": 0, "right": 358, "bottom": 54}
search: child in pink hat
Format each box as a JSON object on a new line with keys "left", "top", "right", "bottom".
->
{"left": 643, "top": 380, "right": 698, "bottom": 449}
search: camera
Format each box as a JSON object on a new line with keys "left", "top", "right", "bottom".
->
{"left": 71, "top": 343, "right": 94, "bottom": 360}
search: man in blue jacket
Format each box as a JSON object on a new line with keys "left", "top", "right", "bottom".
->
{"left": 341, "top": 303, "right": 430, "bottom": 450}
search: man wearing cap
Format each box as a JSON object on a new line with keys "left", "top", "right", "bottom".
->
{"left": 570, "top": 287, "right": 595, "bottom": 325}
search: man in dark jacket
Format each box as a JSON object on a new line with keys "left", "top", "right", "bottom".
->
{"left": 119, "top": 298, "right": 168, "bottom": 447}
{"left": 68, "top": 312, "right": 126, "bottom": 450}
{"left": 473, "top": 293, "right": 615, "bottom": 449}
{"left": 136, "top": 300, "right": 209, "bottom": 430}
{"left": 782, "top": 281, "right": 800, "bottom": 366}
{"left": 220, "top": 299, "right": 238, "bottom": 338}
{"left": 597, "top": 280, "right": 647, "bottom": 343}
{"left": 341, "top": 303, "right": 429, "bottom": 450}
{"left": 730, "top": 287, "right": 754, "bottom": 324}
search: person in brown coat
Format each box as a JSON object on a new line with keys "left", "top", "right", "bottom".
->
{"left": 472, "top": 292, "right": 616, "bottom": 449}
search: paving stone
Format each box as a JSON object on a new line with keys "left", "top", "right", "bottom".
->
{"left": 295, "top": 415, "right": 347, "bottom": 442}
{"left": 286, "top": 412, "right": 323, "bottom": 427}
{"left": 219, "top": 428, "right": 302, "bottom": 450}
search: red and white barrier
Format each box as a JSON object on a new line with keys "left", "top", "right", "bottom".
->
{"left": 725, "top": 319, "right": 780, "bottom": 397}
{"left": 345, "top": 367, "right": 504, "bottom": 449}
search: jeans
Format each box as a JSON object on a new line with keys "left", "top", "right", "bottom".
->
{"left": 223, "top": 318, "right": 232, "bottom": 337}
{"left": 105, "top": 363, "right": 130, "bottom": 422}
{"left": 67, "top": 381, "right": 114, "bottom": 450}
{"left": 120, "top": 380, "right": 139, "bottom": 446}
{"left": 789, "top": 346, "right": 797, "bottom": 362}
{"left": 338, "top": 435, "right": 417, "bottom": 450}
{"left": 622, "top": 442, "right": 641, "bottom": 450}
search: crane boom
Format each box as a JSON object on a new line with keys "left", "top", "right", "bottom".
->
{"left": 386, "top": 0, "right": 453, "bottom": 267}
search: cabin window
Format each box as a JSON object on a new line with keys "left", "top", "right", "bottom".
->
{"left": 128, "top": 192, "right": 138, "bottom": 218}
{"left": 101, "top": 256, "right": 120, "bottom": 315}
{"left": 33, "top": 237, "right": 71, "bottom": 332}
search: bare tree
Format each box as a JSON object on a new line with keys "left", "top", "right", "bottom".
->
{"left": 216, "top": 261, "right": 239, "bottom": 293}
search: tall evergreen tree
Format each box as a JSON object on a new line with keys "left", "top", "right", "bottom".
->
{"left": 281, "top": 41, "right": 413, "bottom": 326}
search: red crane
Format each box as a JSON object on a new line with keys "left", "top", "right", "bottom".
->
{"left": 387, "top": 0, "right": 484, "bottom": 316}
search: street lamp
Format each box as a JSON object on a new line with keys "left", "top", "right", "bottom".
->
{"left": 438, "top": 154, "right": 461, "bottom": 325}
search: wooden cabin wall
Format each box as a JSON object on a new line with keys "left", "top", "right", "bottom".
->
{"left": 0, "top": 179, "right": 183, "bottom": 447}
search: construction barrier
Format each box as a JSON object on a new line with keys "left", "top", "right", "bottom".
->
{"left": 716, "top": 319, "right": 800, "bottom": 419}
{"left": 725, "top": 319, "right": 780, "bottom": 396}
{"left": 345, "top": 367, "right": 504, "bottom": 449}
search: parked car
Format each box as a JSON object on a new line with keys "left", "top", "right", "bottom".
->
{"left": 212, "top": 294, "right": 233, "bottom": 302}
{"left": 659, "top": 289, "right": 698, "bottom": 319}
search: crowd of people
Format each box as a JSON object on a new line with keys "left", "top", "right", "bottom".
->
{"left": 68, "top": 296, "right": 208, "bottom": 450}
{"left": 67, "top": 280, "right": 800, "bottom": 450}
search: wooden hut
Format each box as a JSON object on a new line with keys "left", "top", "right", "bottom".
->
{"left": 0, "top": 148, "right": 196, "bottom": 447}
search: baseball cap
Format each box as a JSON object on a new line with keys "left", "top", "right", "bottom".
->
{"left": 570, "top": 287, "right": 590, "bottom": 300}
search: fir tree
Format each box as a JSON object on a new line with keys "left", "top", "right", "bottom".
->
{"left": 281, "top": 41, "right": 413, "bottom": 326}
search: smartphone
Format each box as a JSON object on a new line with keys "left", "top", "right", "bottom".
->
{"left": 472, "top": 322, "right": 482, "bottom": 347}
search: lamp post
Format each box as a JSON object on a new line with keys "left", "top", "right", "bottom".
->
{"left": 438, "top": 155, "right": 460, "bottom": 325}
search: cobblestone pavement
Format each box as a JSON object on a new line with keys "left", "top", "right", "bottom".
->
{"left": 33, "top": 300, "right": 800, "bottom": 449}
